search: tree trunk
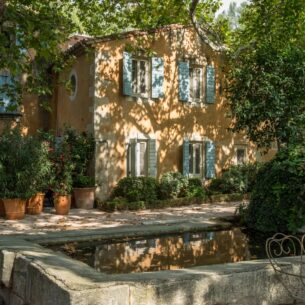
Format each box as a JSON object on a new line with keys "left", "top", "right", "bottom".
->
{"left": 189, "top": 0, "right": 225, "bottom": 52}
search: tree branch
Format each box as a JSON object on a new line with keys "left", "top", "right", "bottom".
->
{"left": 189, "top": 0, "right": 225, "bottom": 52}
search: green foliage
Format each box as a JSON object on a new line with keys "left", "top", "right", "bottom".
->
{"left": 244, "top": 144, "right": 305, "bottom": 233}
{"left": 73, "top": 175, "right": 95, "bottom": 188}
{"left": 112, "top": 176, "right": 159, "bottom": 203}
{"left": 227, "top": 0, "right": 305, "bottom": 149}
{"left": 109, "top": 173, "right": 207, "bottom": 209}
{"left": 25, "top": 136, "right": 52, "bottom": 195}
{"left": 0, "top": 127, "right": 51, "bottom": 199}
{"left": 63, "top": 127, "right": 95, "bottom": 188}
{"left": 159, "top": 172, "right": 189, "bottom": 200}
{"left": 187, "top": 178, "right": 206, "bottom": 199}
{"left": 1, "top": 0, "right": 225, "bottom": 111}
{"left": 49, "top": 133, "right": 74, "bottom": 195}
{"left": 208, "top": 163, "right": 261, "bottom": 194}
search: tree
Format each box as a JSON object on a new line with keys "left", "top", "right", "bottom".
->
{"left": 227, "top": 0, "right": 305, "bottom": 149}
{"left": 0, "top": 0, "right": 225, "bottom": 111}
{"left": 0, "top": 0, "right": 90, "bottom": 110}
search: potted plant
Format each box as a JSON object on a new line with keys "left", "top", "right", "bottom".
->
{"left": 64, "top": 127, "right": 95, "bottom": 210}
{"left": 50, "top": 133, "right": 74, "bottom": 215}
{"left": 0, "top": 127, "right": 33, "bottom": 220}
{"left": 73, "top": 174, "right": 95, "bottom": 209}
{"left": 25, "top": 137, "right": 52, "bottom": 215}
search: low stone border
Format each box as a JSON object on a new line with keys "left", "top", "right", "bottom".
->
{"left": 0, "top": 224, "right": 300, "bottom": 305}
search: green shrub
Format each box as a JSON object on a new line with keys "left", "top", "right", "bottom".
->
{"left": 63, "top": 127, "right": 95, "bottom": 188}
{"left": 244, "top": 144, "right": 305, "bottom": 232}
{"left": 73, "top": 174, "right": 95, "bottom": 188}
{"left": 112, "top": 176, "right": 158, "bottom": 202}
{"left": 0, "top": 127, "right": 52, "bottom": 199}
{"left": 100, "top": 198, "right": 146, "bottom": 211}
{"left": 208, "top": 163, "right": 261, "bottom": 194}
{"left": 127, "top": 201, "right": 146, "bottom": 210}
{"left": 187, "top": 178, "right": 206, "bottom": 199}
{"left": 158, "top": 172, "right": 189, "bottom": 199}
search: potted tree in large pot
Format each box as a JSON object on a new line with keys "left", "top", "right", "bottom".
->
{"left": 0, "top": 127, "right": 34, "bottom": 220}
{"left": 50, "top": 133, "right": 74, "bottom": 215}
{"left": 25, "top": 136, "right": 52, "bottom": 215}
{"left": 73, "top": 174, "right": 95, "bottom": 209}
{"left": 65, "top": 127, "right": 95, "bottom": 209}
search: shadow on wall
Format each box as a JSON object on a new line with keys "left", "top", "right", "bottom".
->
{"left": 92, "top": 27, "right": 255, "bottom": 197}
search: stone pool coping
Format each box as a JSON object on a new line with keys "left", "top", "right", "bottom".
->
{"left": 21, "top": 219, "right": 234, "bottom": 245}
{"left": 0, "top": 223, "right": 301, "bottom": 305}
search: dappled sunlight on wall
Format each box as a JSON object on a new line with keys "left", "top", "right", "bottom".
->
{"left": 54, "top": 25, "right": 276, "bottom": 199}
{"left": 92, "top": 27, "right": 255, "bottom": 197}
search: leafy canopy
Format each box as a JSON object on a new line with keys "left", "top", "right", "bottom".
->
{"left": 227, "top": 0, "right": 305, "bottom": 149}
{"left": 0, "top": 0, "right": 225, "bottom": 110}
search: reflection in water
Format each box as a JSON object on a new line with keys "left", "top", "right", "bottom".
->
{"left": 52, "top": 228, "right": 268, "bottom": 274}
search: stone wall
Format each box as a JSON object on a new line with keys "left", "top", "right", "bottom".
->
{"left": 0, "top": 235, "right": 301, "bottom": 305}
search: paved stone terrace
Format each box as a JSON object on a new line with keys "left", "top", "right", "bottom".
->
{"left": 0, "top": 202, "right": 239, "bottom": 235}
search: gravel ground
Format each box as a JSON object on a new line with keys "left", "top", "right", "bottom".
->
{"left": 0, "top": 202, "right": 239, "bottom": 235}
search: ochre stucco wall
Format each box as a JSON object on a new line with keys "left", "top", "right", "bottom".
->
{"left": 0, "top": 93, "right": 53, "bottom": 135}
{"left": 56, "top": 53, "right": 95, "bottom": 134}
{"left": 56, "top": 26, "right": 276, "bottom": 200}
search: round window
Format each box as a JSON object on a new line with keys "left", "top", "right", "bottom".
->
{"left": 69, "top": 71, "right": 77, "bottom": 100}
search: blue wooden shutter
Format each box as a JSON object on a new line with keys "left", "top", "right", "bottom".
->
{"left": 206, "top": 65, "right": 215, "bottom": 104}
{"left": 205, "top": 141, "right": 216, "bottom": 179}
{"left": 129, "top": 139, "right": 137, "bottom": 177}
{"left": 151, "top": 57, "right": 164, "bottom": 99}
{"left": 16, "top": 30, "right": 26, "bottom": 55}
{"left": 148, "top": 139, "right": 157, "bottom": 177}
{"left": 178, "top": 62, "right": 189, "bottom": 102}
{"left": 0, "top": 76, "right": 5, "bottom": 111}
{"left": 182, "top": 139, "right": 190, "bottom": 176}
{"left": 123, "top": 52, "right": 132, "bottom": 96}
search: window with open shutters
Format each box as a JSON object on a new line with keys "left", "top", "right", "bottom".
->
{"left": 127, "top": 138, "right": 157, "bottom": 177}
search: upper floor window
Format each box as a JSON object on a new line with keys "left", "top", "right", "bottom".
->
{"left": 123, "top": 52, "right": 164, "bottom": 99}
{"left": 179, "top": 62, "right": 215, "bottom": 104}
{"left": 189, "top": 67, "right": 203, "bottom": 103}
{"left": 131, "top": 59, "right": 149, "bottom": 97}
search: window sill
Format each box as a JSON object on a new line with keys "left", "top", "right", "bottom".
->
{"left": 187, "top": 101, "right": 207, "bottom": 108}
{"left": 126, "top": 95, "right": 156, "bottom": 105}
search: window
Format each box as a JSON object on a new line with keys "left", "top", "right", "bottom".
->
{"left": 131, "top": 59, "right": 149, "bottom": 97}
{"left": 189, "top": 142, "right": 203, "bottom": 176}
{"left": 127, "top": 138, "right": 157, "bottom": 177}
{"left": 236, "top": 148, "right": 246, "bottom": 165}
{"left": 69, "top": 70, "right": 77, "bottom": 100}
{"left": 128, "top": 139, "right": 148, "bottom": 177}
{"left": 0, "top": 74, "right": 16, "bottom": 112}
{"left": 189, "top": 67, "right": 203, "bottom": 102}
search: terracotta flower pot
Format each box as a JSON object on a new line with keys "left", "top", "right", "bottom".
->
{"left": 26, "top": 193, "right": 45, "bottom": 215}
{"left": 3, "top": 199, "right": 26, "bottom": 220}
{"left": 54, "top": 195, "right": 71, "bottom": 215}
{"left": 0, "top": 199, "right": 5, "bottom": 217}
{"left": 73, "top": 187, "right": 95, "bottom": 209}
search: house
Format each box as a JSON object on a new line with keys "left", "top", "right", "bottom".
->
{"left": 0, "top": 24, "right": 276, "bottom": 200}
{"left": 54, "top": 24, "right": 277, "bottom": 200}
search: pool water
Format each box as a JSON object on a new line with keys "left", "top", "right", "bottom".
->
{"left": 49, "top": 228, "right": 270, "bottom": 274}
